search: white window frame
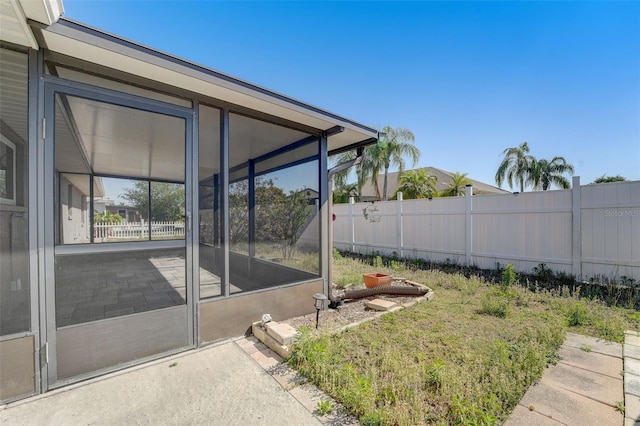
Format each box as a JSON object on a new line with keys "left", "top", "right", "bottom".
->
{"left": 0, "top": 134, "right": 17, "bottom": 205}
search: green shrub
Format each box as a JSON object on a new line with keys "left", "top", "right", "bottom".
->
{"left": 480, "top": 291, "right": 510, "bottom": 318}
{"left": 390, "top": 260, "right": 403, "bottom": 272}
{"left": 532, "top": 263, "right": 554, "bottom": 282}
{"left": 332, "top": 248, "right": 342, "bottom": 259}
{"left": 501, "top": 263, "right": 517, "bottom": 289}
{"left": 335, "top": 273, "right": 363, "bottom": 289}
{"left": 566, "top": 302, "right": 590, "bottom": 326}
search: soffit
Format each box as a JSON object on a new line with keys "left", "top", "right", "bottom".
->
{"left": 0, "top": 0, "right": 38, "bottom": 48}
{"left": 0, "top": 48, "right": 28, "bottom": 143}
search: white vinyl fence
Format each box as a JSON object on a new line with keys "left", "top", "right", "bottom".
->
{"left": 94, "top": 220, "right": 185, "bottom": 240}
{"left": 333, "top": 177, "right": 640, "bottom": 282}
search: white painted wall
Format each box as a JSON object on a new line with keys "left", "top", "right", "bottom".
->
{"left": 333, "top": 179, "right": 640, "bottom": 282}
{"left": 59, "top": 176, "right": 88, "bottom": 244}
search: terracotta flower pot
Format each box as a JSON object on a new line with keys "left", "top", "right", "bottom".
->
{"left": 363, "top": 273, "right": 393, "bottom": 288}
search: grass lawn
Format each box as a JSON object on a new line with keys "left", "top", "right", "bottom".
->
{"left": 288, "top": 254, "right": 640, "bottom": 425}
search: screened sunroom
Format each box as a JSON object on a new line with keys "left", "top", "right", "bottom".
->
{"left": 0, "top": 0, "right": 377, "bottom": 403}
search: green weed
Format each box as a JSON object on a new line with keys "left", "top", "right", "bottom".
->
{"left": 479, "top": 290, "right": 510, "bottom": 318}
{"left": 315, "top": 399, "right": 335, "bottom": 416}
{"left": 501, "top": 263, "right": 517, "bottom": 289}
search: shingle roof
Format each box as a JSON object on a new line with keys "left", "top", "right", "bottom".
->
{"left": 358, "top": 166, "right": 509, "bottom": 200}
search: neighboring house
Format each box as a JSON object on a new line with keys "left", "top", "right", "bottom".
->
{"left": 358, "top": 166, "right": 510, "bottom": 201}
{"left": 105, "top": 204, "right": 141, "bottom": 223}
{"left": 0, "top": 0, "right": 378, "bottom": 404}
{"left": 94, "top": 196, "right": 141, "bottom": 223}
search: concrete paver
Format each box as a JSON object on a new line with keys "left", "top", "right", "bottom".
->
{"left": 563, "top": 332, "right": 622, "bottom": 358}
{"left": 627, "top": 374, "right": 640, "bottom": 398}
{"left": 558, "top": 345, "right": 622, "bottom": 379}
{"left": 515, "top": 380, "right": 621, "bottom": 426}
{"left": 625, "top": 394, "right": 640, "bottom": 422}
{"left": 542, "top": 362, "right": 622, "bottom": 406}
{"left": 507, "top": 333, "right": 624, "bottom": 426}
{"left": 627, "top": 358, "right": 640, "bottom": 377}
{"left": 506, "top": 404, "right": 564, "bottom": 425}
{"left": 625, "top": 331, "right": 640, "bottom": 424}
{"left": 625, "top": 344, "right": 640, "bottom": 360}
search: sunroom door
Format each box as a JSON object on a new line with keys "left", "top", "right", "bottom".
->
{"left": 43, "top": 82, "right": 194, "bottom": 388}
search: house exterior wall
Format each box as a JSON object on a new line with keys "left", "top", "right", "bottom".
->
{"left": 0, "top": 5, "right": 374, "bottom": 401}
{"left": 0, "top": 47, "right": 34, "bottom": 403}
{"left": 0, "top": 335, "right": 35, "bottom": 402}
{"left": 199, "top": 279, "right": 322, "bottom": 344}
{"left": 59, "top": 175, "right": 88, "bottom": 244}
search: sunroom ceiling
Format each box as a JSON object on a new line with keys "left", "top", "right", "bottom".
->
{"left": 55, "top": 94, "right": 186, "bottom": 182}
{"left": 34, "top": 18, "right": 378, "bottom": 153}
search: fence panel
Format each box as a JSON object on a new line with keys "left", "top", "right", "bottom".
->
{"left": 94, "top": 221, "right": 184, "bottom": 241}
{"left": 332, "top": 180, "right": 640, "bottom": 281}
{"left": 581, "top": 181, "right": 640, "bottom": 281}
{"left": 403, "top": 197, "right": 465, "bottom": 263}
{"left": 471, "top": 191, "right": 573, "bottom": 273}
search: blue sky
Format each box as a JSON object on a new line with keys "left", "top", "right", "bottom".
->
{"left": 64, "top": 1, "right": 639, "bottom": 189}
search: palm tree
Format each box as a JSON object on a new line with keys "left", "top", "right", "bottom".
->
{"left": 369, "top": 126, "right": 419, "bottom": 201}
{"left": 330, "top": 149, "right": 371, "bottom": 200}
{"left": 528, "top": 157, "right": 575, "bottom": 190}
{"left": 495, "top": 141, "right": 534, "bottom": 192}
{"left": 442, "top": 172, "right": 472, "bottom": 197}
{"left": 394, "top": 169, "right": 437, "bottom": 200}
{"left": 94, "top": 210, "right": 123, "bottom": 224}
{"left": 332, "top": 181, "right": 358, "bottom": 204}
{"left": 592, "top": 175, "right": 626, "bottom": 184}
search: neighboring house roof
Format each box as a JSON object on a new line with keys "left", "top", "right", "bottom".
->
{"left": 358, "top": 166, "right": 510, "bottom": 200}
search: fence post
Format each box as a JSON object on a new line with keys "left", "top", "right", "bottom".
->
{"left": 465, "top": 185, "right": 473, "bottom": 266}
{"left": 397, "top": 192, "right": 403, "bottom": 258}
{"left": 572, "top": 176, "right": 581, "bottom": 279}
{"left": 349, "top": 196, "right": 355, "bottom": 252}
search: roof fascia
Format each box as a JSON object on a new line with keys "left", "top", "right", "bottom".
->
{"left": 37, "top": 17, "right": 378, "bottom": 138}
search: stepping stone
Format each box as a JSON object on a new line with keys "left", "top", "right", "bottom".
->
{"left": 366, "top": 299, "right": 398, "bottom": 311}
{"left": 265, "top": 322, "right": 297, "bottom": 346}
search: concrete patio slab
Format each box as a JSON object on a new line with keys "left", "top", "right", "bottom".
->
{"left": 0, "top": 341, "right": 321, "bottom": 426}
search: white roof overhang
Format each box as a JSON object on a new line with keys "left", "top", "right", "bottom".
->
{"left": 0, "top": 0, "right": 62, "bottom": 48}
{"left": 33, "top": 18, "right": 378, "bottom": 153}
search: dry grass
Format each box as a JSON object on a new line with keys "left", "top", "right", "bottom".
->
{"left": 288, "top": 254, "right": 640, "bottom": 425}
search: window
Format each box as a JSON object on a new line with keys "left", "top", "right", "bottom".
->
{"left": 226, "top": 113, "right": 320, "bottom": 294}
{"left": 0, "top": 47, "right": 29, "bottom": 336}
{"left": 0, "top": 135, "right": 16, "bottom": 205}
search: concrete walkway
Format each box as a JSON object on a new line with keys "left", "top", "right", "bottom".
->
{"left": 506, "top": 332, "right": 624, "bottom": 426}
{"left": 624, "top": 331, "right": 640, "bottom": 426}
{"left": 0, "top": 337, "right": 354, "bottom": 426}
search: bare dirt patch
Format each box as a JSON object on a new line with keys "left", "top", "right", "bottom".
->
{"left": 285, "top": 279, "right": 430, "bottom": 331}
